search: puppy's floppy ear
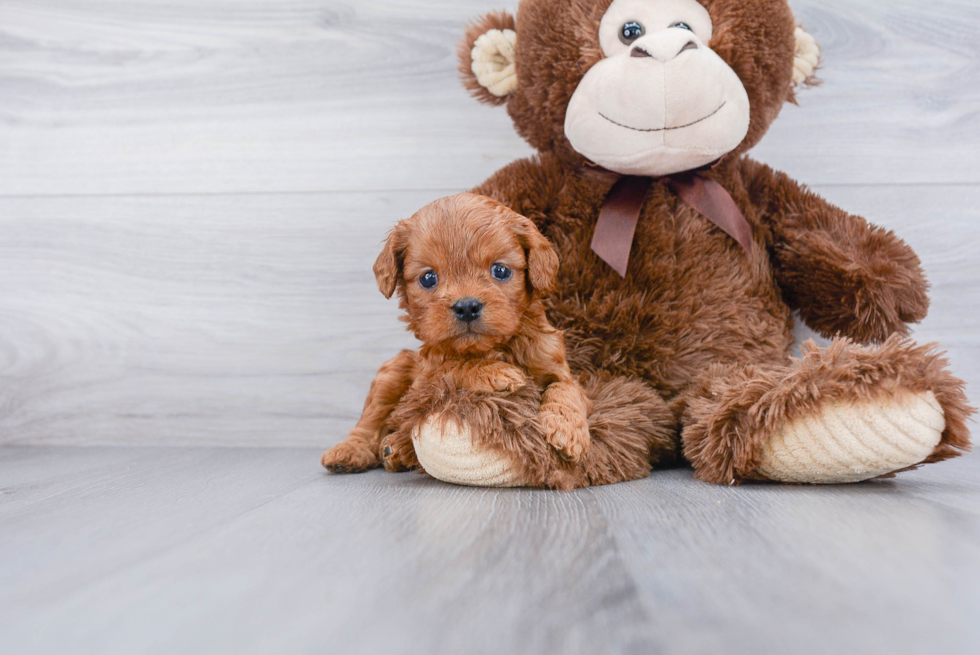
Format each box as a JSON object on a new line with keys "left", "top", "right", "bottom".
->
{"left": 458, "top": 11, "right": 518, "bottom": 106}
{"left": 510, "top": 214, "right": 559, "bottom": 295}
{"left": 373, "top": 221, "right": 410, "bottom": 299}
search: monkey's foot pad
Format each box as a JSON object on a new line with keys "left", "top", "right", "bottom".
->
{"left": 757, "top": 391, "right": 945, "bottom": 484}
{"left": 412, "top": 416, "right": 524, "bottom": 487}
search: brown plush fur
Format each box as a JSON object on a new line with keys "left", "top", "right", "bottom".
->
{"left": 459, "top": 0, "right": 797, "bottom": 167}
{"left": 384, "top": 372, "right": 676, "bottom": 490}
{"left": 680, "top": 336, "right": 973, "bottom": 484}
{"left": 452, "top": 0, "right": 972, "bottom": 483}
{"left": 322, "top": 194, "right": 672, "bottom": 488}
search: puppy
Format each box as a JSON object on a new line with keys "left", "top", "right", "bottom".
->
{"left": 321, "top": 193, "right": 592, "bottom": 478}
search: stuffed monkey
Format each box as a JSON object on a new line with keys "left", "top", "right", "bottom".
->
{"left": 334, "top": 0, "right": 973, "bottom": 487}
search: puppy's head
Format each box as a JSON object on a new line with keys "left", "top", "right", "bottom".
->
{"left": 374, "top": 193, "right": 559, "bottom": 355}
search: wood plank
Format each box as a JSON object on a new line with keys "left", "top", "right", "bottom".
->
{"left": 1, "top": 0, "right": 979, "bottom": 196}
{"left": 0, "top": 190, "right": 431, "bottom": 447}
{"left": 0, "top": 448, "right": 322, "bottom": 605}
{"left": 1, "top": 446, "right": 977, "bottom": 654}
{"left": 592, "top": 453, "right": 980, "bottom": 655}
{"left": 0, "top": 446, "right": 661, "bottom": 655}
{"left": 0, "top": 185, "right": 976, "bottom": 446}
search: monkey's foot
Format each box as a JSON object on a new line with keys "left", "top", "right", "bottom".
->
{"left": 412, "top": 416, "right": 524, "bottom": 487}
{"left": 757, "top": 391, "right": 944, "bottom": 484}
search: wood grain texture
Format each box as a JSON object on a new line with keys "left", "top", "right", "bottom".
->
{"left": 0, "top": 0, "right": 977, "bottom": 446}
{"left": 592, "top": 456, "right": 980, "bottom": 654}
{"left": 0, "top": 185, "right": 975, "bottom": 447}
{"left": 1, "top": 2, "right": 977, "bottom": 651}
{"left": 0, "top": 191, "right": 425, "bottom": 446}
{"left": 1, "top": 446, "right": 978, "bottom": 655}
{"left": 1, "top": 0, "right": 979, "bottom": 196}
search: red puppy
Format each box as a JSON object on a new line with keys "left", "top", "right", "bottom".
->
{"left": 321, "top": 193, "right": 592, "bottom": 478}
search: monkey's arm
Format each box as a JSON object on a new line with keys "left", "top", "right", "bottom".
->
{"left": 321, "top": 349, "right": 417, "bottom": 472}
{"left": 471, "top": 152, "right": 567, "bottom": 226}
{"left": 739, "top": 157, "right": 929, "bottom": 344}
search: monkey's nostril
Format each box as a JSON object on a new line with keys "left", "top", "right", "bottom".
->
{"left": 452, "top": 298, "right": 484, "bottom": 323}
{"left": 678, "top": 40, "right": 698, "bottom": 55}
{"left": 630, "top": 45, "right": 652, "bottom": 58}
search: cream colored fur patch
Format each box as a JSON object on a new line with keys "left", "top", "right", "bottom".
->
{"left": 792, "top": 27, "right": 819, "bottom": 86}
{"left": 471, "top": 29, "right": 518, "bottom": 97}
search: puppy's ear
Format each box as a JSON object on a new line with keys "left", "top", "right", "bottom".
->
{"left": 373, "top": 221, "right": 410, "bottom": 299}
{"left": 511, "top": 215, "right": 559, "bottom": 295}
{"left": 459, "top": 11, "right": 518, "bottom": 106}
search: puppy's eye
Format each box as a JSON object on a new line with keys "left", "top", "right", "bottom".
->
{"left": 490, "top": 263, "right": 512, "bottom": 282}
{"left": 670, "top": 22, "right": 693, "bottom": 31}
{"left": 619, "top": 21, "right": 644, "bottom": 45}
{"left": 418, "top": 270, "right": 438, "bottom": 289}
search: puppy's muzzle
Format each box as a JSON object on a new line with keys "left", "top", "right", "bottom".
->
{"left": 452, "top": 298, "right": 483, "bottom": 323}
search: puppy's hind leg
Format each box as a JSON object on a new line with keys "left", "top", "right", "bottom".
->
{"left": 322, "top": 350, "right": 417, "bottom": 473}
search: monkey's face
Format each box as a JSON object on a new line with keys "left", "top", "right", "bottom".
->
{"left": 564, "top": 0, "right": 751, "bottom": 176}
{"left": 458, "top": 0, "right": 802, "bottom": 174}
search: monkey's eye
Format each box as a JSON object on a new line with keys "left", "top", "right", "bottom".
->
{"left": 619, "top": 21, "right": 644, "bottom": 45}
{"left": 670, "top": 22, "right": 693, "bottom": 31}
{"left": 418, "top": 270, "right": 438, "bottom": 289}
{"left": 490, "top": 263, "right": 513, "bottom": 282}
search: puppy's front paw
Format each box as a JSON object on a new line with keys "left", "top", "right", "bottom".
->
{"left": 380, "top": 434, "right": 418, "bottom": 472}
{"left": 485, "top": 364, "right": 528, "bottom": 394}
{"left": 321, "top": 439, "right": 380, "bottom": 473}
{"left": 540, "top": 404, "right": 591, "bottom": 462}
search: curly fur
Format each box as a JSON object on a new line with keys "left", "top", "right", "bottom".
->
{"left": 323, "top": 193, "right": 671, "bottom": 488}
{"left": 385, "top": 372, "right": 676, "bottom": 490}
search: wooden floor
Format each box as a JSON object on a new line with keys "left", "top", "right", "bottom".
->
{"left": 1, "top": 0, "right": 979, "bottom": 652}
{"left": 0, "top": 447, "right": 978, "bottom": 655}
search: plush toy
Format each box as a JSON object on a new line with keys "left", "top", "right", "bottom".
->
{"left": 327, "top": 0, "right": 973, "bottom": 487}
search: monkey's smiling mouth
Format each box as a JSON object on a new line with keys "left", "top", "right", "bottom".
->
{"left": 599, "top": 102, "right": 726, "bottom": 132}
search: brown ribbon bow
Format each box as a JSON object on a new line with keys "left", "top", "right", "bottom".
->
{"left": 590, "top": 172, "right": 753, "bottom": 278}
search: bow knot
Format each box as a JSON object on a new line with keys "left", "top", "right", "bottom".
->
{"left": 590, "top": 172, "right": 753, "bottom": 278}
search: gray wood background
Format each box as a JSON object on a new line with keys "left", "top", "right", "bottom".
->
{"left": 2, "top": 3, "right": 979, "bottom": 654}
{"left": 0, "top": 0, "right": 978, "bottom": 449}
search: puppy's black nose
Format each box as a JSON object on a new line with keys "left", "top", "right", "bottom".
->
{"left": 452, "top": 298, "right": 483, "bottom": 323}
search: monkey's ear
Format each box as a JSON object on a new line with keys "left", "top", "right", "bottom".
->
{"left": 511, "top": 214, "right": 559, "bottom": 295}
{"left": 458, "top": 11, "right": 518, "bottom": 106}
{"left": 373, "top": 221, "right": 410, "bottom": 299}
{"left": 792, "top": 26, "right": 820, "bottom": 88}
